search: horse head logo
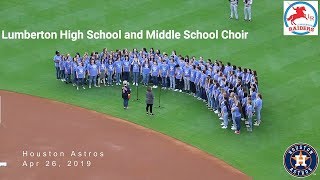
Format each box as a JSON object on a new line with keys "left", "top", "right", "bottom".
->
{"left": 287, "top": 6, "right": 308, "bottom": 25}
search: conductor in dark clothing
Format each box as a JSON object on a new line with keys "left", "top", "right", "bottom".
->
{"left": 146, "top": 87, "right": 154, "bottom": 115}
{"left": 122, "top": 80, "right": 131, "bottom": 109}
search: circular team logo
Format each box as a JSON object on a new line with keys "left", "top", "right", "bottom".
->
{"left": 283, "top": 1, "right": 318, "bottom": 35}
{"left": 283, "top": 143, "right": 319, "bottom": 178}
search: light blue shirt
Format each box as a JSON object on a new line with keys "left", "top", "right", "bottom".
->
{"left": 132, "top": 62, "right": 140, "bottom": 73}
{"left": 107, "top": 63, "right": 114, "bottom": 72}
{"left": 151, "top": 64, "right": 159, "bottom": 76}
{"left": 183, "top": 66, "right": 191, "bottom": 78}
{"left": 76, "top": 66, "right": 85, "bottom": 78}
{"left": 53, "top": 55, "right": 61, "bottom": 67}
{"left": 176, "top": 68, "right": 182, "bottom": 79}
{"left": 255, "top": 98, "right": 262, "bottom": 110}
{"left": 88, "top": 64, "right": 98, "bottom": 76}
{"left": 246, "top": 104, "right": 253, "bottom": 117}
{"left": 123, "top": 61, "right": 130, "bottom": 72}
{"left": 160, "top": 64, "right": 168, "bottom": 77}
{"left": 114, "top": 61, "right": 122, "bottom": 73}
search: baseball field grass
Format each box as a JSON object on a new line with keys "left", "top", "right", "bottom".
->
{"left": 0, "top": 0, "right": 319, "bottom": 179}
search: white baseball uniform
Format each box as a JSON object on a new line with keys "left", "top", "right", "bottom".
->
{"left": 230, "top": 0, "right": 239, "bottom": 19}
{"left": 244, "top": 0, "right": 253, "bottom": 21}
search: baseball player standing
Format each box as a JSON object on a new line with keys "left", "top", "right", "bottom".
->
{"left": 244, "top": 0, "right": 253, "bottom": 21}
{"left": 230, "top": 0, "right": 239, "bottom": 20}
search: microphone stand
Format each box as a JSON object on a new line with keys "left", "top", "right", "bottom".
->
{"left": 159, "top": 83, "right": 161, "bottom": 108}
{"left": 136, "top": 84, "right": 139, "bottom": 100}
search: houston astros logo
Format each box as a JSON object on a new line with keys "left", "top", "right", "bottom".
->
{"left": 283, "top": 1, "right": 318, "bottom": 35}
{"left": 283, "top": 143, "right": 319, "bottom": 178}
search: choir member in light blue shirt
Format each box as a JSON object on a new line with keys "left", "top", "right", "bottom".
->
{"left": 71, "top": 57, "right": 78, "bottom": 86}
{"left": 88, "top": 59, "right": 99, "bottom": 88}
{"left": 183, "top": 63, "right": 191, "bottom": 92}
{"left": 254, "top": 93, "right": 263, "bottom": 126}
{"left": 132, "top": 57, "right": 140, "bottom": 86}
{"left": 64, "top": 56, "right": 72, "bottom": 84}
{"left": 190, "top": 65, "right": 197, "bottom": 95}
{"left": 200, "top": 71, "right": 207, "bottom": 100}
{"left": 168, "top": 58, "right": 176, "bottom": 90}
{"left": 98, "top": 58, "right": 107, "bottom": 86}
{"left": 53, "top": 51, "right": 61, "bottom": 79}
{"left": 107, "top": 59, "right": 115, "bottom": 86}
{"left": 195, "top": 68, "right": 202, "bottom": 98}
{"left": 123, "top": 56, "right": 131, "bottom": 82}
{"left": 160, "top": 60, "right": 169, "bottom": 88}
{"left": 175, "top": 66, "right": 183, "bottom": 92}
{"left": 59, "top": 55, "right": 66, "bottom": 81}
{"left": 151, "top": 61, "right": 160, "bottom": 88}
{"left": 114, "top": 58, "right": 123, "bottom": 85}
{"left": 246, "top": 100, "right": 254, "bottom": 132}
{"left": 76, "top": 62, "right": 86, "bottom": 90}
{"left": 221, "top": 100, "right": 229, "bottom": 128}
{"left": 142, "top": 60, "right": 151, "bottom": 86}
{"left": 232, "top": 101, "right": 242, "bottom": 134}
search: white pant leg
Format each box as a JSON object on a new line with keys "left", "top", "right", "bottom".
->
{"left": 248, "top": 6, "right": 251, "bottom": 20}
{"left": 244, "top": 6, "right": 248, "bottom": 20}
{"left": 187, "top": 78, "right": 190, "bottom": 91}
{"left": 233, "top": 5, "right": 238, "bottom": 19}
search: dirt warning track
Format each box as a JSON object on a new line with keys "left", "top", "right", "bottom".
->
{"left": 0, "top": 90, "right": 250, "bottom": 180}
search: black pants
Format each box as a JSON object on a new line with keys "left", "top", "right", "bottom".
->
{"left": 242, "top": 105, "right": 247, "bottom": 119}
{"left": 77, "top": 78, "right": 84, "bottom": 87}
{"left": 123, "top": 72, "right": 130, "bottom": 81}
{"left": 200, "top": 87, "right": 207, "bottom": 100}
{"left": 190, "top": 82, "right": 196, "bottom": 93}
{"left": 146, "top": 104, "right": 153, "bottom": 113}
{"left": 176, "top": 78, "right": 183, "bottom": 90}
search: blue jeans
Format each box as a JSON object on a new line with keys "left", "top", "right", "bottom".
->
{"left": 65, "top": 73, "right": 71, "bottom": 83}
{"left": 230, "top": 3, "right": 238, "bottom": 19}
{"left": 116, "top": 73, "right": 121, "bottom": 84}
{"left": 123, "top": 98, "right": 129, "bottom": 108}
{"left": 200, "top": 87, "right": 206, "bottom": 99}
{"left": 152, "top": 76, "right": 158, "bottom": 86}
{"left": 161, "top": 77, "right": 167, "bottom": 87}
{"left": 196, "top": 85, "right": 201, "bottom": 97}
{"left": 108, "top": 72, "right": 113, "bottom": 85}
{"left": 256, "top": 107, "right": 261, "bottom": 123}
{"left": 72, "top": 71, "right": 77, "bottom": 84}
{"left": 133, "top": 72, "right": 139, "bottom": 84}
{"left": 232, "top": 113, "right": 236, "bottom": 127}
{"left": 211, "top": 96, "right": 215, "bottom": 109}
{"left": 89, "top": 76, "right": 97, "bottom": 86}
{"left": 244, "top": 6, "right": 252, "bottom": 20}
{"left": 207, "top": 93, "right": 212, "bottom": 106}
{"left": 77, "top": 78, "right": 84, "bottom": 87}
{"left": 55, "top": 67, "right": 60, "bottom": 79}
{"left": 60, "top": 69, "right": 65, "bottom": 79}
{"left": 235, "top": 116, "right": 241, "bottom": 131}
{"left": 142, "top": 73, "right": 149, "bottom": 85}
{"left": 183, "top": 77, "right": 190, "bottom": 91}
{"left": 169, "top": 76, "right": 175, "bottom": 89}
{"left": 223, "top": 113, "right": 229, "bottom": 126}
{"left": 247, "top": 115, "right": 253, "bottom": 130}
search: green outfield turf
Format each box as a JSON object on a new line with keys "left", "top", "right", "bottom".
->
{"left": 0, "top": 0, "right": 319, "bottom": 179}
